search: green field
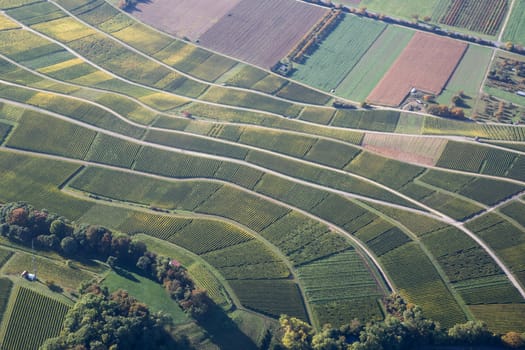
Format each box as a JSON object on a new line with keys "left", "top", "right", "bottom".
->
{"left": 467, "top": 213, "right": 525, "bottom": 286}
{"left": 0, "top": 150, "right": 92, "bottom": 219}
{"left": 437, "top": 45, "right": 494, "bottom": 114}
{"left": 103, "top": 270, "right": 189, "bottom": 324}
{"left": 469, "top": 304, "right": 525, "bottom": 334}
{"left": 358, "top": 0, "right": 442, "bottom": 20}
{"left": 500, "top": 201, "right": 525, "bottom": 228}
{"left": 379, "top": 242, "right": 467, "bottom": 328}
{"left": 502, "top": 0, "right": 525, "bottom": 46}
{"left": 6, "top": 110, "right": 97, "bottom": 159}
{"left": 3, "top": 253, "right": 94, "bottom": 290}
{"left": 228, "top": 279, "right": 307, "bottom": 320}
{"left": 291, "top": 14, "right": 386, "bottom": 92}
{"left": 336, "top": 26, "right": 414, "bottom": 101}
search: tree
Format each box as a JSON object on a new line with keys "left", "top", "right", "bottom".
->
{"left": 36, "top": 234, "right": 59, "bottom": 250}
{"left": 60, "top": 236, "right": 78, "bottom": 256}
{"left": 280, "top": 315, "right": 314, "bottom": 350}
{"left": 501, "top": 332, "right": 525, "bottom": 348}
{"left": 41, "top": 287, "right": 177, "bottom": 350}
{"left": 8, "top": 207, "right": 28, "bottom": 226}
{"left": 136, "top": 255, "right": 153, "bottom": 272}
{"left": 50, "top": 219, "right": 67, "bottom": 238}
{"left": 311, "top": 325, "right": 345, "bottom": 350}
{"left": 448, "top": 321, "right": 494, "bottom": 345}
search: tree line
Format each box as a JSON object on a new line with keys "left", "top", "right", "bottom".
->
{"left": 271, "top": 293, "right": 525, "bottom": 349}
{"left": 0, "top": 202, "right": 211, "bottom": 320}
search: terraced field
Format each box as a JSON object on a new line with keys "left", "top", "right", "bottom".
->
{"left": 0, "top": 0, "right": 524, "bottom": 344}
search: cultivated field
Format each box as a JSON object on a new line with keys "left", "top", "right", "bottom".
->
{"left": 503, "top": 0, "right": 525, "bottom": 46}
{"left": 291, "top": 14, "right": 386, "bottom": 92}
{"left": 361, "top": 133, "right": 448, "bottom": 166}
{"left": 358, "top": 0, "right": 441, "bottom": 20}
{"left": 0, "top": 286, "right": 70, "bottom": 350}
{"left": 129, "top": 0, "right": 242, "bottom": 41}
{"left": 437, "top": 0, "right": 509, "bottom": 36}
{"left": 335, "top": 25, "right": 414, "bottom": 101}
{"left": 436, "top": 44, "right": 493, "bottom": 114}
{"left": 198, "top": 0, "right": 328, "bottom": 68}
{"left": 367, "top": 32, "right": 468, "bottom": 106}
{"left": 0, "top": 0, "right": 524, "bottom": 342}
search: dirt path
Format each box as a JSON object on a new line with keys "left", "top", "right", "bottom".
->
{"left": 3, "top": 6, "right": 525, "bottom": 310}
{"left": 463, "top": 189, "right": 525, "bottom": 224}
{"left": 3, "top": 98, "right": 525, "bottom": 307}
{"left": 1, "top": 146, "right": 397, "bottom": 305}
{"left": 0, "top": 89, "right": 439, "bottom": 218}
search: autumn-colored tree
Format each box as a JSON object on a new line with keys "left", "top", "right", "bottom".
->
{"left": 8, "top": 207, "right": 28, "bottom": 226}
{"left": 501, "top": 331, "right": 525, "bottom": 348}
{"left": 280, "top": 315, "right": 313, "bottom": 350}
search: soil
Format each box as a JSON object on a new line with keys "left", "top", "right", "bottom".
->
{"left": 366, "top": 32, "right": 467, "bottom": 107}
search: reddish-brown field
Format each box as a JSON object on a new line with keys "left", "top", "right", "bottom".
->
{"left": 362, "top": 133, "right": 448, "bottom": 166}
{"left": 198, "top": 0, "right": 328, "bottom": 68}
{"left": 130, "top": 0, "right": 242, "bottom": 40}
{"left": 366, "top": 32, "right": 467, "bottom": 107}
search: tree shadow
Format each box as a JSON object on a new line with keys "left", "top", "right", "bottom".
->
{"left": 197, "top": 304, "right": 258, "bottom": 350}
{"left": 114, "top": 266, "right": 140, "bottom": 282}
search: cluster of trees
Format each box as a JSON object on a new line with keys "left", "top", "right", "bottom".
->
{"left": 272, "top": 294, "right": 525, "bottom": 349}
{"left": 427, "top": 104, "right": 465, "bottom": 119}
{"left": 0, "top": 202, "right": 211, "bottom": 319}
{"left": 41, "top": 285, "right": 179, "bottom": 350}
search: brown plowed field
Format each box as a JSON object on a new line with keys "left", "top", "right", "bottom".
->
{"left": 366, "top": 32, "right": 467, "bottom": 107}
{"left": 129, "top": 0, "right": 242, "bottom": 40}
{"left": 198, "top": 0, "right": 328, "bottom": 68}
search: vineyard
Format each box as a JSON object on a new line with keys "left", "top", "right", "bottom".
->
{"left": 438, "top": 0, "right": 508, "bottom": 36}
{"left": 0, "top": 0, "right": 524, "bottom": 345}
{"left": 0, "top": 278, "right": 13, "bottom": 321}
{"left": 1, "top": 287, "right": 70, "bottom": 350}
{"left": 502, "top": 0, "right": 525, "bottom": 46}
{"left": 297, "top": 250, "right": 384, "bottom": 327}
{"left": 467, "top": 213, "right": 525, "bottom": 286}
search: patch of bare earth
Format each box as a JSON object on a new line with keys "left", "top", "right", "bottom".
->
{"left": 129, "top": 0, "right": 242, "bottom": 40}
{"left": 366, "top": 32, "right": 467, "bottom": 107}
{"left": 198, "top": 0, "right": 328, "bottom": 68}
{"left": 362, "top": 133, "right": 448, "bottom": 166}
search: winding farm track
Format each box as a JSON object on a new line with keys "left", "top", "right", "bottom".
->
{"left": 3, "top": 94, "right": 525, "bottom": 302}
{"left": 0, "top": 145, "right": 398, "bottom": 303}
{"left": 1, "top": 1, "right": 525, "bottom": 324}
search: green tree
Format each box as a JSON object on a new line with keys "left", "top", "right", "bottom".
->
{"left": 447, "top": 321, "right": 494, "bottom": 345}
{"left": 41, "top": 287, "right": 177, "bottom": 350}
